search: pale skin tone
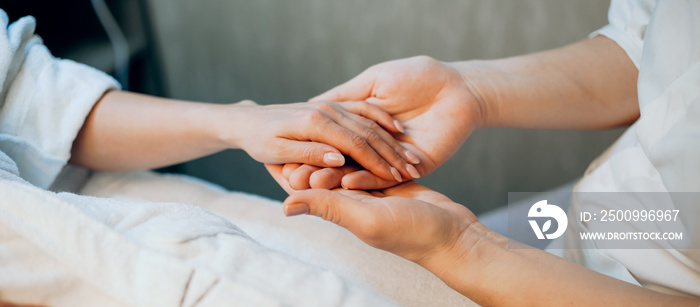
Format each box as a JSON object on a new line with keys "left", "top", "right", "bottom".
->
{"left": 268, "top": 36, "right": 700, "bottom": 305}
{"left": 70, "top": 93, "right": 421, "bottom": 182}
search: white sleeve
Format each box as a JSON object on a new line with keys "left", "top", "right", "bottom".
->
{"left": 589, "top": 0, "right": 657, "bottom": 69}
{"left": 0, "top": 11, "right": 120, "bottom": 189}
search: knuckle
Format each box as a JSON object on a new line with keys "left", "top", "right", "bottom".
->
{"left": 316, "top": 102, "right": 338, "bottom": 115}
{"left": 350, "top": 134, "right": 369, "bottom": 148}
{"left": 270, "top": 141, "right": 289, "bottom": 159}
{"left": 300, "top": 145, "right": 318, "bottom": 163}
{"left": 322, "top": 201, "right": 343, "bottom": 225}
{"left": 307, "top": 110, "right": 327, "bottom": 122}
{"left": 363, "top": 129, "right": 381, "bottom": 143}
{"left": 390, "top": 150, "right": 403, "bottom": 162}
{"left": 366, "top": 121, "right": 381, "bottom": 131}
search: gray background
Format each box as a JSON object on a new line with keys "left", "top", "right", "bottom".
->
{"left": 143, "top": 0, "right": 623, "bottom": 214}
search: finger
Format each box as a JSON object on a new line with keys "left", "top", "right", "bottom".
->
{"left": 282, "top": 163, "right": 302, "bottom": 179}
{"left": 274, "top": 139, "right": 346, "bottom": 167}
{"left": 340, "top": 100, "right": 405, "bottom": 134}
{"left": 264, "top": 164, "right": 296, "bottom": 195}
{"left": 309, "top": 165, "right": 360, "bottom": 189}
{"left": 309, "top": 68, "right": 375, "bottom": 102}
{"left": 341, "top": 109, "right": 421, "bottom": 166}
{"left": 302, "top": 120, "right": 398, "bottom": 182}
{"left": 283, "top": 190, "right": 377, "bottom": 237}
{"left": 341, "top": 169, "right": 404, "bottom": 190}
{"left": 288, "top": 164, "right": 320, "bottom": 190}
{"left": 320, "top": 108, "right": 415, "bottom": 181}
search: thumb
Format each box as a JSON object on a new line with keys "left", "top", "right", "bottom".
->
{"left": 276, "top": 139, "right": 346, "bottom": 167}
{"left": 310, "top": 68, "right": 376, "bottom": 102}
{"left": 283, "top": 189, "right": 374, "bottom": 231}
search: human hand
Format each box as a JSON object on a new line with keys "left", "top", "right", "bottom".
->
{"left": 282, "top": 56, "right": 486, "bottom": 190}
{"left": 266, "top": 163, "right": 476, "bottom": 263}
{"left": 281, "top": 179, "right": 477, "bottom": 265}
{"left": 220, "top": 100, "right": 420, "bottom": 182}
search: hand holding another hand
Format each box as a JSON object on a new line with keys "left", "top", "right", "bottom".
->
{"left": 281, "top": 56, "right": 487, "bottom": 190}
{"left": 219, "top": 100, "right": 421, "bottom": 182}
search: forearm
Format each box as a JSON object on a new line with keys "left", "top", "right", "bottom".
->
{"left": 70, "top": 91, "right": 233, "bottom": 170}
{"left": 70, "top": 91, "right": 412, "bottom": 178}
{"left": 422, "top": 222, "right": 699, "bottom": 306}
{"left": 451, "top": 35, "right": 639, "bottom": 130}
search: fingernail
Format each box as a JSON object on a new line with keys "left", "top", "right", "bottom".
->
{"left": 323, "top": 153, "right": 345, "bottom": 166}
{"left": 404, "top": 150, "right": 420, "bottom": 164}
{"left": 393, "top": 120, "right": 405, "bottom": 133}
{"left": 390, "top": 167, "right": 402, "bottom": 182}
{"left": 406, "top": 164, "right": 421, "bottom": 179}
{"left": 284, "top": 203, "right": 309, "bottom": 216}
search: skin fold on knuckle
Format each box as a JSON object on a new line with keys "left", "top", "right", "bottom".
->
{"left": 362, "top": 129, "right": 383, "bottom": 145}
{"left": 320, "top": 197, "right": 344, "bottom": 225}
{"left": 350, "top": 134, "right": 370, "bottom": 149}
{"left": 300, "top": 145, "right": 320, "bottom": 164}
{"left": 306, "top": 110, "right": 328, "bottom": 123}
{"left": 365, "top": 120, "right": 382, "bottom": 132}
{"left": 317, "top": 102, "right": 341, "bottom": 118}
{"left": 387, "top": 146, "right": 405, "bottom": 164}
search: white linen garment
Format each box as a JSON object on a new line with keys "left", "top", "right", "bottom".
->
{"left": 550, "top": 0, "right": 700, "bottom": 297}
{"left": 0, "top": 10, "right": 474, "bottom": 307}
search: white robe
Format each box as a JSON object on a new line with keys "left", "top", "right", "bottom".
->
{"left": 550, "top": 0, "right": 700, "bottom": 297}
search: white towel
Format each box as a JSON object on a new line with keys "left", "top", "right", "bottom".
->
{"left": 80, "top": 170, "right": 476, "bottom": 307}
{"left": 0, "top": 169, "right": 397, "bottom": 306}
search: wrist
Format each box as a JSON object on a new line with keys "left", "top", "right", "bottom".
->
{"left": 208, "top": 100, "right": 260, "bottom": 150}
{"left": 447, "top": 60, "right": 504, "bottom": 128}
{"left": 418, "top": 220, "right": 506, "bottom": 295}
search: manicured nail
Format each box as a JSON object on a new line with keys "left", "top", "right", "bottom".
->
{"left": 323, "top": 153, "right": 345, "bottom": 166}
{"left": 390, "top": 167, "right": 402, "bottom": 182}
{"left": 393, "top": 120, "right": 405, "bottom": 133}
{"left": 406, "top": 164, "right": 421, "bottom": 179}
{"left": 404, "top": 150, "right": 420, "bottom": 164}
{"left": 284, "top": 203, "right": 309, "bottom": 216}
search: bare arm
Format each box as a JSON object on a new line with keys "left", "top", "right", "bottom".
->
{"left": 456, "top": 35, "right": 640, "bottom": 129}
{"left": 70, "top": 91, "right": 420, "bottom": 181}
{"left": 424, "top": 222, "right": 697, "bottom": 306}
{"left": 70, "top": 91, "right": 226, "bottom": 170}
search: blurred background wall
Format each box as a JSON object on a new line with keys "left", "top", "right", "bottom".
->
{"left": 3, "top": 0, "right": 623, "bottom": 214}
